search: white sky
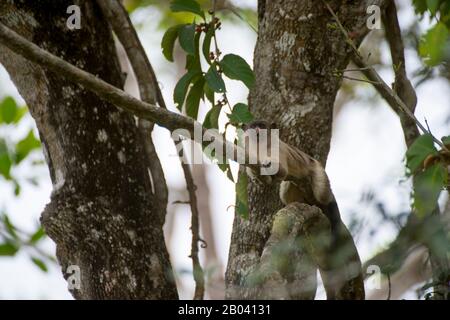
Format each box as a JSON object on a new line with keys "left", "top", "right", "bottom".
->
{"left": 0, "top": 2, "right": 448, "bottom": 300}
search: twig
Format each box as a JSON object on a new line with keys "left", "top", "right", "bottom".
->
{"left": 322, "top": 1, "right": 444, "bottom": 149}
{"left": 173, "top": 200, "right": 191, "bottom": 205}
{"left": 0, "top": 228, "right": 55, "bottom": 263}
{"left": 97, "top": 0, "right": 205, "bottom": 300}
{"left": 178, "top": 149, "right": 205, "bottom": 299}
{"left": 425, "top": 118, "right": 432, "bottom": 134}
{"left": 220, "top": 7, "right": 257, "bottom": 33}
{"left": 341, "top": 75, "right": 381, "bottom": 85}
{"left": 339, "top": 66, "right": 375, "bottom": 73}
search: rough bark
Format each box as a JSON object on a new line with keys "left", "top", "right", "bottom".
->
{"left": 0, "top": 0, "right": 177, "bottom": 299}
{"left": 226, "top": 0, "right": 384, "bottom": 299}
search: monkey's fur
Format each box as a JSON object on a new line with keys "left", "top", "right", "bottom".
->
{"left": 242, "top": 120, "right": 340, "bottom": 239}
{"left": 242, "top": 120, "right": 363, "bottom": 299}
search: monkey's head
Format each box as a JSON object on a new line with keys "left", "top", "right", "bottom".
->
{"left": 242, "top": 120, "right": 280, "bottom": 171}
{"left": 242, "top": 120, "right": 277, "bottom": 135}
{"left": 242, "top": 120, "right": 278, "bottom": 152}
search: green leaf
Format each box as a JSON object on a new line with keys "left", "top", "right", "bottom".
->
{"left": 15, "top": 130, "right": 41, "bottom": 164}
{"left": 406, "top": 134, "right": 438, "bottom": 173}
{"left": 185, "top": 76, "right": 205, "bottom": 119}
{"left": 185, "top": 31, "right": 202, "bottom": 72}
{"left": 205, "top": 65, "right": 226, "bottom": 93}
{"left": 217, "top": 163, "right": 227, "bottom": 172}
{"left": 427, "top": 0, "right": 441, "bottom": 15}
{"left": 442, "top": 135, "right": 450, "bottom": 145}
{"left": 2, "top": 214, "right": 18, "bottom": 240}
{"left": 170, "top": 0, "right": 204, "bottom": 18}
{"left": 178, "top": 24, "right": 196, "bottom": 56}
{"left": 203, "top": 82, "right": 215, "bottom": 104}
{"left": 0, "top": 140, "right": 12, "bottom": 180}
{"left": 203, "top": 105, "right": 221, "bottom": 129}
{"left": 413, "top": 0, "right": 429, "bottom": 14}
{"left": 227, "top": 103, "right": 254, "bottom": 125}
{"left": 31, "top": 257, "right": 48, "bottom": 272}
{"left": 220, "top": 54, "right": 255, "bottom": 89}
{"left": 235, "top": 170, "right": 249, "bottom": 219}
{"left": 14, "top": 106, "right": 28, "bottom": 123}
{"left": 174, "top": 71, "right": 198, "bottom": 110}
{"left": 0, "top": 97, "right": 18, "bottom": 124}
{"left": 413, "top": 163, "right": 447, "bottom": 217}
{"left": 161, "top": 24, "right": 183, "bottom": 62}
{"left": 13, "top": 180, "right": 20, "bottom": 196}
{"left": 29, "top": 227, "right": 45, "bottom": 244}
{"left": 0, "top": 242, "right": 18, "bottom": 256}
{"left": 202, "top": 26, "right": 214, "bottom": 64}
{"left": 419, "top": 22, "right": 450, "bottom": 66}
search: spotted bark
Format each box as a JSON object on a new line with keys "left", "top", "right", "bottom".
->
{"left": 0, "top": 0, "right": 177, "bottom": 299}
{"left": 225, "top": 0, "right": 386, "bottom": 299}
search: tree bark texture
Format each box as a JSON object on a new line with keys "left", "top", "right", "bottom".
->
{"left": 226, "top": 0, "right": 384, "bottom": 299}
{"left": 0, "top": 0, "right": 177, "bottom": 299}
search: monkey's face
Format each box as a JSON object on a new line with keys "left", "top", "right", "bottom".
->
{"left": 242, "top": 120, "right": 279, "bottom": 165}
{"left": 242, "top": 120, "right": 277, "bottom": 142}
{"left": 242, "top": 120, "right": 277, "bottom": 132}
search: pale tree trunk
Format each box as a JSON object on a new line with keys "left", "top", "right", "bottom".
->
{"left": 225, "top": 0, "right": 385, "bottom": 299}
{"left": 0, "top": 1, "right": 177, "bottom": 299}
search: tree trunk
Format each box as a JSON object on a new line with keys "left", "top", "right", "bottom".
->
{"left": 0, "top": 0, "right": 177, "bottom": 299}
{"left": 225, "top": 0, "right": 384, "bottom": 299}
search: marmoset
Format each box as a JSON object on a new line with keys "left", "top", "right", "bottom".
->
{"left": 242, "top": 120, "right": 341, "bottom": 242}
{"left": 242, "top": 120, "right": 364, "bottom": 299}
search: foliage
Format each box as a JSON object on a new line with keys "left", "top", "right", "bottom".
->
{"left": 405, "top": 134, "right": 449, "bottom": 218}
{"left": 124, "top": 0, "right": 257, "bottom": 31}
{"left": 0, "top": 96, "right": 53, "bottom": 272}
{"left": 161, "top": 0, "right": 255, "bottom": 218}
{"left": 413, "top": 0, "right": 450, "bottom": 66}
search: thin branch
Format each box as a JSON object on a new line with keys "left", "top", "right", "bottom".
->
{"left": 323, "top": 1, "right": 444, "bottom": 149}
{"left": 173, "top": 200, "right": 191, "bottom": 205}
{"left": 97, "top": 0, "right": 205, "bottom": 299}
{"left": 0, "top": 22, "right": 257, "bottom": 171}
{"left": 381, "top": 1, "right": 420, "bottom": 148}
{"left": 219, "top": 7, "right": 257, "bottom": 33}
{"left": 96, "top": 0, "right": 168, "bottom": 218}
{"left": 179, "top": 149, "right": 205, "bottom": 299}
{"left": 341, "top": 75, "right": 381, "bottom": 85}
{"left": 339, "top": 66, "right": 375, "bottom": 73}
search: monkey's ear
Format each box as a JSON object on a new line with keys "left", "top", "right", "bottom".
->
{"left": 270, "top": 122, "right": 278, "bottom": 129}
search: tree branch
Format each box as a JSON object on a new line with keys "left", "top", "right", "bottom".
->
{"left": 323, "top": 1, "right": 444, "bottom": 148}
{"left": 179, "top": 150, "right": 205, "bottom": 300}
{"left": 96, "top": 0, "right": 168, "bottom": 218}
{"left": 0, "top": 21, "right": 250, "bottom": 169}
{"left": 380, "top": 1, "right": 419, "bottom": 147}
{"left": 96, "top": 0, "right": 205, "bottom": 299}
